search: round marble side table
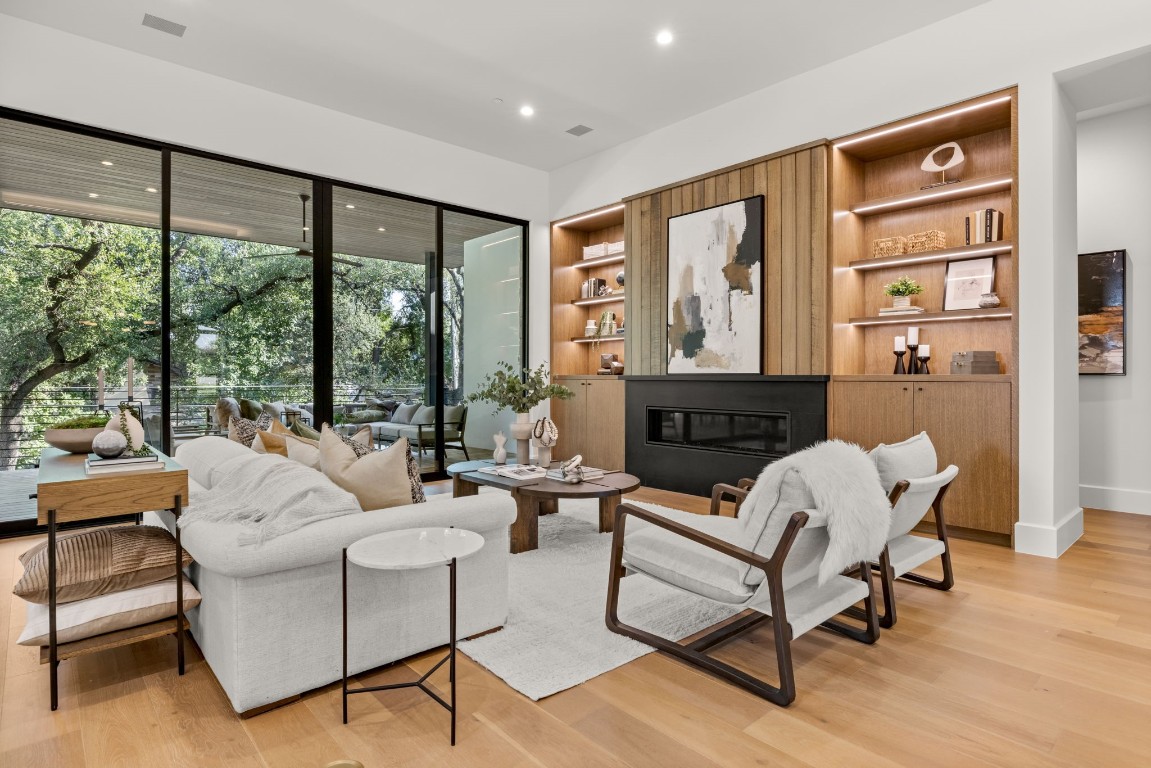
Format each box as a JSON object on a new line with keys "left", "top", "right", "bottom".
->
{"left": 342, "top": 527, "right": 484, "bottom": 746}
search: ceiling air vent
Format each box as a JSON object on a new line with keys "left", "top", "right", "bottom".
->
{"left": 565, "top": 125, "right": 594, "bottom": 137}
{"left": 142, "top": 13, "right": 187, "bottom": 37}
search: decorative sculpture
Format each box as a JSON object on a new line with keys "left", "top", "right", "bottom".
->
{"left": 492, "top": 431, "right": 508, "bottom": 464}
{"left": 532, "top": 417, "right": 558, "bottom": 467}
{"left": 920, "top": 141, "right": 965, "bottom": 188}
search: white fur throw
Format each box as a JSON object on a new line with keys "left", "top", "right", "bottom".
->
{"left": 179, "top": 454, "right": 363, "bottom": 545}
{"left": 747, "top": 440, "right": 891, "bottom": 584}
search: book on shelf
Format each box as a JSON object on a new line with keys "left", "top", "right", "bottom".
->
{"left": 85, "top": 461, "right": 165, "bottom": 476}
{"left": 965, "top": 208, "right": 1004, "bottom": 244}
{"left": 878, "top": 306, "right": 926, "bottom": 315}
{"left": 86, "top": 452, "right": 158, "bottom": 466}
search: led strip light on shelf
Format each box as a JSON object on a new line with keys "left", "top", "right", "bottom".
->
{"left": 851, "top": 176, "right": 1012, "bottom": 214}
{"left": 834, "top": 95, "right": 1012, "bottom": 150}
{"left": 571, "top": 336, "right": 625, "bottom": 343}
{"left": 849, "top": 310, "right": 1012, "bottom": 326}
{"left": 851, "top": 243, "right": 1013, "bottom": 270}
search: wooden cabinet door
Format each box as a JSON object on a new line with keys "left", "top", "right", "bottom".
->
{"left": 551, "top": 380, "right": 587, "bottom": 463}
{"left": 913, "top": 382, "right": 1012, "bottom": 535}
{"left": 584, "top": 379, "right": 626, "bottom": 470}
{"left": 828, "top": 381, "right": 914, "bottom": 448}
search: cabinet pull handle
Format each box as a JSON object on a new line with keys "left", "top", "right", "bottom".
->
{"left": 917, "top": 387, "right": 924, "bottom": 392}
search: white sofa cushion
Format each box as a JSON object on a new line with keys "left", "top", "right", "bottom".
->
{"left": 175, "top": 436, "right": 255, "bottom": 489}
{"left": 19, "top": 576, "right": 201, "bottom": 646}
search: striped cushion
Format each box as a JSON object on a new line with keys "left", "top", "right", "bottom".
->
{"left": 14, "top": 526, "right": 193, "bottom": 605}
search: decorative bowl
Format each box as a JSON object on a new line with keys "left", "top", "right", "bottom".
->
{"left": 43, "top": 427, "right": 104, "bottom": 454}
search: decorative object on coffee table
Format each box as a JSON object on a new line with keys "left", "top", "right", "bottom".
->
{"left": 667, "top": 196, "right": 764, "bottom": 373}
{"left": 42, "top": 414, "right": 109, "bottom": 454}
{"left": 532, "top": 417, "right": 557, "bottom": 467}
{"left": 467, "top": 361, "right": 573, "bottom": 463}
{"left": 492, "top": 431, "right": 507, "bottom": 465}
{"left": 342, "top": 527, "right": 484, "bottom": 746}
{"left": 91, "top": 429, "right": 128, "bottom": 458}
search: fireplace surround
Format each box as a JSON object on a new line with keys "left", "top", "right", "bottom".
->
{"left": 624, "top": 375, "right": 828, "bottom": 497}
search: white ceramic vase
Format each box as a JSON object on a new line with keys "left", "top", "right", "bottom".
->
{"left": 509, "top": 413, "right": 533, "bottom": 465}
{"left": 106, "top": 408, "right": 145, "bottom": 452}
{"left": 492, "top": 431, "right": 508, "bottom": 465}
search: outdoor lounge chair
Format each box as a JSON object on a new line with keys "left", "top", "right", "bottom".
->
{"left": 606, "top": 440, "right": 891, "bottom": 706}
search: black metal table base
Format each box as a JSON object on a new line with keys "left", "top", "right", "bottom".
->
{"left": 342, "top": 551, "right": 459, "bottom": 745}
{"left": 47, "top": 495, "right": 185, "bottom": 711}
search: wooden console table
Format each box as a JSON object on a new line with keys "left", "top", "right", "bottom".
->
{"left": 35, "top": 446, "right": 190, "bottom": 710}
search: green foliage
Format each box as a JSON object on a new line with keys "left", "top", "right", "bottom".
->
{"left": 467, "top": 361, "right": 572, "bottom": 415}
{"left": 47, "top": 414, "right": 108, "bottom": 429}
{"left": 882, "top": 275, "right": 924, "bottom": 297}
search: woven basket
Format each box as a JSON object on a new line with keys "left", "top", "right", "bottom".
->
{"left": 906, "top": 230, "right": 946, "bottom": 253}
{"left": 872, "top": 236, "right": 907, "bottom": 258}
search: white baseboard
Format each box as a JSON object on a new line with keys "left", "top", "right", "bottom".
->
{"left": 1014, "top": 507, "right": 1084, "bottom": 558}
{"left": 1079, "top": 484, "right": 1151, "bottom": 516}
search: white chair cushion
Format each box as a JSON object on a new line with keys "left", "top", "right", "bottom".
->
{"left": 870, "top": 432, "right": 937, "bottom": 494}
{"left": 886, "top": 533, "right": 947, "bottom": 578}
{"left": 622, "top": 507, "right": 753, "bottom": 604}
{"left": 747, "top": 573, "right": 869, "bottom": 638}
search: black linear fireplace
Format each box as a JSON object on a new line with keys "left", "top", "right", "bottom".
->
{"left": 625, "top": 375, "right": 827, "bottom": 497}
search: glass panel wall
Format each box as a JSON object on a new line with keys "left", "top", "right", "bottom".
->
{"left": 0, "top": 117, "right": 161, "bottom": 530}
{"left": 442, "top": 211, "right": 524, "bottom": 466}
{"left": 330, "top": 187, "right": 436, "bottom": 464}
{"left": 169, "top": 156, "right": 314, "bottom": 443}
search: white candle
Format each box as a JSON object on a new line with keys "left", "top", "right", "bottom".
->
{"left": 907, "top": 327, "right": 919, "bottom": 345}
{"left": 894, "top": 336, "right": 906, "bottom": 352}
{"left": 126, "top": 357, "right": 134, "bottom": 400}
{"left": 919, "top": 344, "right": 930, "bottom": 357}
{"left": 97, "top": 367, "right": 105, "bottom": 408}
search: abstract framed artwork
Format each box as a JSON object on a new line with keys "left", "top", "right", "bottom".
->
{"left": 943, "top": 256, "right": 995, "bottom": 310}
{"left": 666, "top": 196, "right": 764, "bottom": 373}
{"left": 1078, "top": 249, "right": 1126, "bottom": 375}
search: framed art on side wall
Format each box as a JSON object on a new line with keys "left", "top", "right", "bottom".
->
{"left": 943, "top": 256, "right": 996, "bottom": 310}
{"left": 1078, "top": 249, "right": 1126, "bottom": 375}
{"left": 666, "top": 196, "right": 764, "bottom": 373}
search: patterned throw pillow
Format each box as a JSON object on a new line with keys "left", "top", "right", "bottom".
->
{"left": 229, "top": 413, "right": 274, "bottom": 448}
{"left": 406, "top": 449, "right": 426, "bottom": 504}
{"left": 334, "top": 426, "right": 373, "bottom": 457}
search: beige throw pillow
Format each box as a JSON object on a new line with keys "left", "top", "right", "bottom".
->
{"left": 14, "top": 526, "right": 193, "bottom": 605}
{"left": 319, "top": 430, "right": 412, "bottom": 511}
{"left": 283, "top": 425, "right": 370, "bottom": 469}
{"left": 252, "top": 420, "right": 293, "bottom": 457}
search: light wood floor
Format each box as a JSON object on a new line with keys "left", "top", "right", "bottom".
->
{"left": 2, "top": 485, "right": 1149, "bottom": 767}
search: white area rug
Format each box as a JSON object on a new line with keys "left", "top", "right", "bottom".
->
{"left": 458, "top": 500, "right": 741, "bottom": 700}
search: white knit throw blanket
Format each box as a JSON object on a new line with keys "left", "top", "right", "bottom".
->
{"left": 747, "top": 440, "right": 892, "bottom": 584}
{"left": 179, "top": 454, "right": 362, "bottom": 545}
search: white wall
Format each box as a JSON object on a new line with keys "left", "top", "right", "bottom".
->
{"left": 0, "top": 13, "right": 554, "bottom": 369}
{"left": 549, "top": 0, "right": 1151, "bottom": 557}
{"left": 1077, "top": 105, "right": 1151, "bottom": 515}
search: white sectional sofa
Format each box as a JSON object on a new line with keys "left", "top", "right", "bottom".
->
{"left": 145, "top": 436, "right": 515, "bottom": 715}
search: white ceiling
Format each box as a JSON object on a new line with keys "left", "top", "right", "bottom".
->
{"left": 0, "top": 0, "right": 989, "bottom": 171}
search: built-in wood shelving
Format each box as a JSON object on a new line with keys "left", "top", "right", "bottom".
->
{"left": 572, "top": 253, "right": 625, "bottom": 269}
{"left": 848, "top": 307, "right": 1012, "bottom": 326}
{"left": 570, "top": 335, "right": 626, "bottom": 344}
{"left": 850, "top": 174, "right": 1013, "bottom": 216}
{"left": 571, "top": 293, "right": 625, "bottom": 306}
{"left": 849, "top": 241, "right": 1014, "bottom": 271}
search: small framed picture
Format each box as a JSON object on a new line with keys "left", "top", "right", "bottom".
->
{"left": 943, "top": 256, "right": 996, "bottom": 310}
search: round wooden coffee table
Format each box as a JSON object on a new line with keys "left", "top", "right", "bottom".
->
{"left": 446, "top": 461, "right": 640, "bottom": 553}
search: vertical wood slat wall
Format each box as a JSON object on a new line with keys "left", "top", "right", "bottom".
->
{"left": 623, "top": 143, "right": 830, "bottom": 376}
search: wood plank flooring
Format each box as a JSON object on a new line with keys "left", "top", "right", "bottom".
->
{"left": 1, "top": 485, "right": 1149, "bottom": 767}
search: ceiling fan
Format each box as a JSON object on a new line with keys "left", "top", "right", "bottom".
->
{"left": 248, "top": 193, "right": 363, "bottom": 267}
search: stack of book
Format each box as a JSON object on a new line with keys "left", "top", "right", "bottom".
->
{"left": 85, "top": 451, "right": 163, "bottom": 475}
{"left": 878, "top": 306, "right": 926, "bottom": 315}
{"left": 965, "top": 209, "right": 1005, "bottom": 244}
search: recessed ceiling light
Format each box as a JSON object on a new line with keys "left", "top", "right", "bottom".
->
{"left": 88, "top": 193, "right": 99, "bottom": 198}
{"left": 145, "top": 187, "right": 157, "bottom": 193}
{"left": 377, "top": 227, "right": 387, "bottom": 232}
{"left": 345, "top": 204, "right": 355, "bottom": 209}
{"left": 656, "top": 29, "right": 674, "bottom": 45}
{"left": 101, "top": 160, "right": 114, "bottom": 166}
{"left": 520, "top": 105, "right": 535, "bottom": 117}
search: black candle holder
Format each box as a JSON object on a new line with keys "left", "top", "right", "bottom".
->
{"left": 917, "top": 352, "right": 931, "bottom": 375}
{"left": 906, "top": 344, "right": 919, "bottom": 375}
{"left": 892, "top": 350, "right": 907, "bottom": 375}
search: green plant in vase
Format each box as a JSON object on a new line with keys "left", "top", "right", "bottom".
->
{"left": 882, "top": 275, "right": 924, "bottom": 310}
{"left": 468, "top": 362, "right": 573, "bottom": 465}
